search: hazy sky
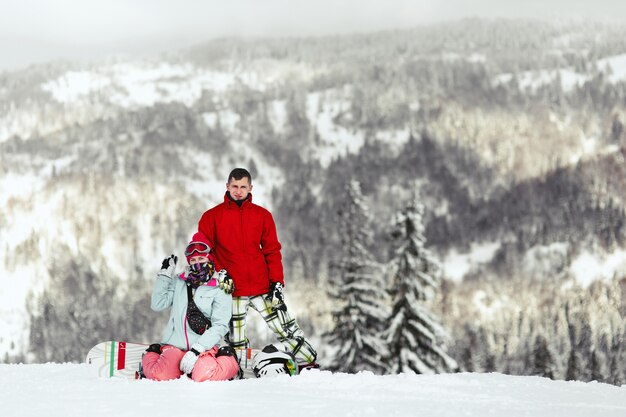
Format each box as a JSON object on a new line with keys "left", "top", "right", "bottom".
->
{"left": 2, "top": 0, "right": 626, "bottom": 71}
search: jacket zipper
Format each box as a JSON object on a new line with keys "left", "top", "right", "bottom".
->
{"left": 240, "top": 207, "right": 246, "bottom": 281}
{"left": 184, "top": 284, "right": 192, "bottom": 350}
{"left": 239, "top": 206, "right": 245, "bottom": 252}
{"left": 183, "top": 305, "right": 189, "bottom": 351}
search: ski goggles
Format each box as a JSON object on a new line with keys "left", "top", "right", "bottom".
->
{"left": 185, "top": 241, "right": 210, "bottom": 257}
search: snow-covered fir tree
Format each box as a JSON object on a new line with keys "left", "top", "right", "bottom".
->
{"left": 532, "top": 334, "right": 555, "bottom": 379}
{"left": 384, "top": 194, "right": 458, "bottom": 374}
{"left": 325, "top": 180, "right": 390, "bottom": 374}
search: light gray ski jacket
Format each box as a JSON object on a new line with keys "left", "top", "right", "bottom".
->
{"left": 151, "top": 271, "right": 232, "bottom": 351}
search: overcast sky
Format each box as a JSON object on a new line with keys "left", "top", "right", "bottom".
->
{"left": 2, "top": 0, "right": 626, "bottom": 71}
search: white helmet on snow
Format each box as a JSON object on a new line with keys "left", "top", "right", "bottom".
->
{"left": 252, "top": 343, "right": 298, "bottom": 378}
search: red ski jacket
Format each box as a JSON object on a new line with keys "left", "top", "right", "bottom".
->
{"left": 198, "top": 193, "right": 284, "bottom": 297}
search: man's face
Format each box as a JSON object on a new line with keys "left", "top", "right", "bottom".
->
{"left": 227, "top": 177, "right": 252, "bottom": 201}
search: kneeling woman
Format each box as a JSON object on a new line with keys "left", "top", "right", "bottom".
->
{"left": 142, "top": 232, "right": 238, "bottom": 381}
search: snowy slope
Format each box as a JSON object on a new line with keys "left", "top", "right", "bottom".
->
{"left": 492, "top": 52, "right": 626, "bottom": 92}
{"left": 40, "top": 62, "right": 237, "bottom": 108}
{"left": 0, "top": 364, "right": 624, "bottom": 417}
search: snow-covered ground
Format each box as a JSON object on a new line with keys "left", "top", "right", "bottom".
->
{"left": 0, "top": 364, "right": 624, "bottom": 417}
{"left": 570, "top": 248, "right": 626, "bottom": 286}
{"left": 442, "top": 242, "right": 501, "bottom": 282}
{"left": 492, "top": 53, "right": 626, "bottom": 92}
{"left": 40, "top": 63, "right": 238, "bottom": 108}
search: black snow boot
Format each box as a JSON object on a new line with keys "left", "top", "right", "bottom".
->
{"left": 145, "top": 343, "right": 162, "bottom": 354}
{"left": 216, "top": 345, "right": 236, "bottom": 358}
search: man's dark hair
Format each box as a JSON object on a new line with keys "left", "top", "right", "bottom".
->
{"left": 228, "top": 168, "right": 252, "bottom": 184}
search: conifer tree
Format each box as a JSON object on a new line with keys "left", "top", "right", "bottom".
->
{"left": 566, "top": 349, "right": 581, "bottom": 381}
{"left": 28, "top": 252, "right": 119, "bottom": 362}
{"left": 384, "top": 194, "right": 458, "bottom": 374}
{"left": 608, "top": 338, "right": 626, "bottom": 386}
{"left": 325, "top": 180, "right": 390, "bottom": 374}
{"left": 532, "top": 334, "right": 555, "bottom": 379}
{"left": 590, "top": 349, "right": 605, "bottom": 382}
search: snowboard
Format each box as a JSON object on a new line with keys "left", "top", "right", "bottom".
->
{"left": 236, "top": 346, "right": 261, "bottom": 379}
{"left": 85, "top": 341, "right": 260, "bottom": 379}
{"left": 86, "top": 341, "right": 148, "bottom": 379}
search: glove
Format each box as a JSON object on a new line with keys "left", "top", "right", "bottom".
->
{"left": 213, "top": 269, "right": 235, "bottom": 294}
{"left": 266, "top": 282, "right": 286, "bottom": 311}
{"left": 160, "top": 255, "right": 178, "bottom": 277}
{"left": 179, "top": 344, "right": 204, "bottom": 374}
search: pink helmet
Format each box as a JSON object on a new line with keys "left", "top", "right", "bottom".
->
{"left": 185, "top": 232, "right": 211, "bottom": 263}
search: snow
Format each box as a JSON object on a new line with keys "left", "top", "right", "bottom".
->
{"left": 581, "top": 136, "right": 598, "bottom": 159}
{"left": 268, "top": 99, "right": 288, "bottom": 133}
{"left": 569, "top": 136, "right": 621, "bottom": 164}
{"left": 41, "top": 70, "right": 112, "bottom": 102}
{"left": 600, "top": 144, "right": 621, "bottom": 156}
{"left": 307, "top": 91, "right": 365, "bottom": 167}
{"left": 473, "top": 290, "right": 506, "bottom": 317}
{"left": 202, "top": 112, "right": 219, "bottom": 129}
{"left": 0, "top": 263, "right": 48, "bottom": 357}
{"left": 0, "top": 185, "right": 71, "bottom": 356}
{"left": 0, "top": 364, "right": 624, "bottom": 417}
{"left": 443, "top": 241, "right": 626, "bottom": 289}
{"left": 440, "top": 52, "right": 487, "bottom": 63}
{"left": 41, "top": 62, "right": 239, "bottom": 108}
{"left": 557, "top": 69, "right": 590, "bottom": 91}
{"left": 493, "top": 69, "right": 588, "bottom": 92}
{"left": 493, "top": 52, "right": 626, "bottom": 94}
{"left": 40, "top": 60, "right": 321, "bottom": 112}
{"left": 201, "top": 109, "right": 241, "bottom": 132}
{"left": 442, "top": 242, "right": 501, "bottom": 282}
{"left": 377, "top": 128, "right": 411, "bottom": 153}
{"left": 598, "top": 53, "right": 626, "bottom": 83}
{"left": 570, "top": 249, "right": 626, "bottom": 287}
{"left": 0, "top": 172, "right": 44, "bottom": 206}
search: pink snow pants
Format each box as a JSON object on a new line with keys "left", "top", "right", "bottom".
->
{"left": 142, "top": 345, "right": 239, "bottom": 382}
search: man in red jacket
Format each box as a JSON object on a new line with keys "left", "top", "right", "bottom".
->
{"left": 198, "top": 168, "right": 318, "bottom": 371}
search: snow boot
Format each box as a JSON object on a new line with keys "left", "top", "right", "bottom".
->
{"left": 216, "top": 345, "right": 236, "bottom": 358}
{"left": 299, "top": 362, "right": 320, "bottom": 373}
